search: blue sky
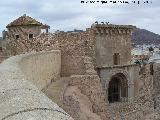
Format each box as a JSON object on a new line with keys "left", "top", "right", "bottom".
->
{"left": 0, "top": 0, "right": 159, "bottom": 36}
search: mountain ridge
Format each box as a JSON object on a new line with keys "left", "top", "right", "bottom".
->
{"left": 132, "top": 28, "right": 160, "bottom": 45}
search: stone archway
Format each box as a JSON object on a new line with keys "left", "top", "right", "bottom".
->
{"left": 108, "top": 73, "right": 128, "bottom": 103}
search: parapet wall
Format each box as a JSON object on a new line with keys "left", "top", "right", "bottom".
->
{"left": 19, "top": 50, "right": 61, "bottom": 89}
{"left": 0, "top": 51, "right": 73, "bottom": 120}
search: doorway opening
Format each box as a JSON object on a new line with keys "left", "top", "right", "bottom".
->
{"left": 108, "top": 73, "right": 128, "bottom": 103}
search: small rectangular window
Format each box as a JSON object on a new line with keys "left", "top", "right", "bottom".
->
{"left": 28, "top": 34, "right": 34, "bottom": 39}
{"left": 113, "top": 53, "right": 120, "bottom": 65}
{"left": 15, "top": 34, "right": 19, "bottom": 39}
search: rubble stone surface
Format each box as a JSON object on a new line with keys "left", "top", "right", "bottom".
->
{"left": 0, "top": 51, "right": 73, "bottom": 120}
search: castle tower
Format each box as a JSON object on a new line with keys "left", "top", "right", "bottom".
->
{"left": 92, "top": 23, "right": 135, "bottom": 67}
{"left": 6, "top": 14, "right": 50, "bottom": 40}
{"left": 92, "top": 23, "right": 139, "bottom": 103}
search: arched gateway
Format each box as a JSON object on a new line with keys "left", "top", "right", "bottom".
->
{"left": 108, "top": 73, "right": 128, "bottom": 103}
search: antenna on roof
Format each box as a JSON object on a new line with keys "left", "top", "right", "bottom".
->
{"left": 105, "top": 22, "right": 109, "bottom": 24}
{"left": 95, "top": 21, "right": 98, "bottom": 24}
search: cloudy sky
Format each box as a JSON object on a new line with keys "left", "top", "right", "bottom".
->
{"left": 0, "top": 0, "right": 159, "bottom": 36}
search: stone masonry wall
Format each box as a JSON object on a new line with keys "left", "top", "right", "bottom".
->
{"left": 107, "top": 64, "right": 155, "bottom": 120}
{"left": 5, "top": 33, "right": 58, "bottom": 55}
{"left": 19, "top": 50, "right": 61, "bottom": 90}
{"left": 4, "top": 23, "right": 158, "bottom": 119}
{"left": 5, "top": 24, "right": 135, "bottom": 76}
{"left": 0, "top": 51, "right": 73, "bottom": 120}
{"left": 7, "top": 26, "right": 41, "bottom": 39}
{"left": 5, "top": 28, "right": 96, "bottom": 77}
{"left": 53, "top": 30, "right": 96, "bottom": 76}
{"left": 63, "top": 75, "right": 111, "bottom": 120}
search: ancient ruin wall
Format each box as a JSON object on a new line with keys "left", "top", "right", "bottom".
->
{"left": 6, "top": 28, "right": 96, "bottom": 77}
{"left": 5, "top": 24, "right": 136, "bottom": 76}
{"left": 107, "top": 64, "right": 155, "bottom": 120}
{"left": 5, "top": 33, "right": 55, "bottom": 55}
{"left": 19, "top": 50, "right": 61, "bottom": 90}
{"left": 63, "top": 75, "right": 111, "bottom": 120}
{"left": 53, "top": 30, "right": 95, "bottom": 76}
{"left": 0, "top": 51, "right": 73, "bottom": 120}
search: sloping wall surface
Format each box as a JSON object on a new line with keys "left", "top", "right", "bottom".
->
{"left": 19, "top": 50, "right": 61, "bottom": 89}
{"left": 0, "top": 51, "right": 73, "bottom": 120}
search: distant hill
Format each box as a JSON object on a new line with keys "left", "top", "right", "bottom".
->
{"left": 132, "top": 28, "right": 160, "bottom": 45}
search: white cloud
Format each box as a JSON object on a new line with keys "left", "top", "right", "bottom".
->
{"left": 0, "top": 0, "right": 160, "bottom": 35}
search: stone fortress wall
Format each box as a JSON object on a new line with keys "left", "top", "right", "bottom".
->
{"left": 0, "top": 47, "right": 157, "bottom": 120}
{"left": 0, "top": 51, "right": 73, "bottom": 120}
{"left": 5, "top": 28, "right": 96, "bottom": 76}
{"left": 3, "top": 17, "right": 160, "bottom": 119}
{"left": 19, "top": 50, "right": 61, "bottom": 89}
{"left": 54, "top": 30, "right": 95, "bottom": 76}
{"left": 0, "top": 48, "right": 111, "bottom": 120}
{"left": 5, "top": 24, "right": 135, "bottom": 77}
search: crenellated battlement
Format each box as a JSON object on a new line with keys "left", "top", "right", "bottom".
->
{"left": 91, "top": 23, "right": 135, "bottom": 35}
